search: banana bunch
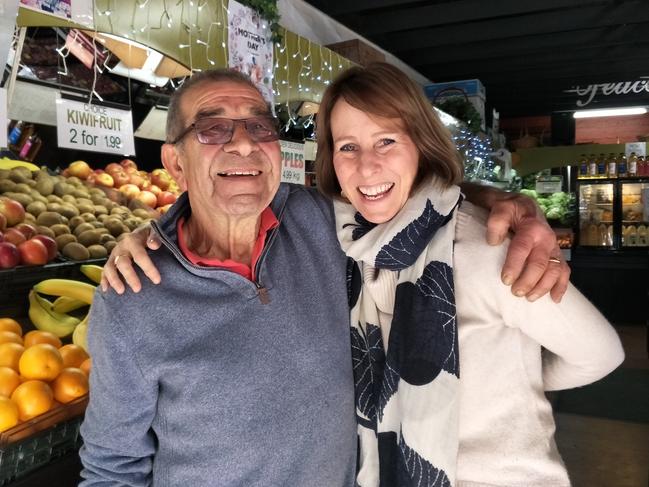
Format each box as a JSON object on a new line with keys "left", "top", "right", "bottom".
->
{"left": 29, "top": 274, "right": 100, "bottom": 351}
{"left": 0, "top": 158, "right": 40, "bottom": 172}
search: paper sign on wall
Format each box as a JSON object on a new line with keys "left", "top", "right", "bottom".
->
{"left": 56, "top": 96, "right": 135, "bottom": 156}
{"left": 0, "top": 88, "right": 7, "bottom": 149}
{"left": 280, "top": 140, "right": 305, "bottom": 185}
{"left": 20, "top": 0, "right": 94, "bottom": 27}
{"left": 625, "top": 141, "right": 646, "bottom": 158}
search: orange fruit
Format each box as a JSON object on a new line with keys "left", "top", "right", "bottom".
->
{"left": 23, "top": 330, "right": 62, "bottom": 349}
{"left": 79, "top": 358, "right": 91, "bottom": 376}
{"left": 52, "top": 368, "right": 89, "bottom": 404}
{"left": 0, "top": 367, "right": 21, "bottom": 398}
{"left": 18, "top": 344, "right": 63, "bottom": 381}
{"left": 11, "top": 380, "right": 53, "bottom": 421}
{"left": 0, "top": 397, "right": 19, "bottom": 432}
{"left": 0, "top": 319, "right": 22, "bottom": 337}
{"left": 0, "top": 331, "right": 22, "bottom": 346}
{"left": 0, "top": 343, "right": 24, "bottom": 372}
{"left": 58, "top": 344, "right": 90, "bottom": 369}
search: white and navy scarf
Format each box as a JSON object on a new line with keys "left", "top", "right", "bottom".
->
{"left": 334, "top": 180, "right": 462, "bottom": 487}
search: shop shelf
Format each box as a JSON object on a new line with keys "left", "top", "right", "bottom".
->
{"left": 0, "top": 395, "right": 88, "bottom": 485}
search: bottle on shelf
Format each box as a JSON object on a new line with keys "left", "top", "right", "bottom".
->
{"left": 638, "top": 155, "right": 648, "bottom": 177}
{"left": 578, "top": 154, "right": 588, "bottom": 179}
{"left": 617, "top": 152, "right": 638, "bottom": 178}
{"left": 7, "top": 121, "right": 24, "bottom": 148}
{"left": 607, "top": 153, "right": 617, "bottom": 178}
{"left": 596, "top": 153, "right": 608, "bottom": 178}
{"left": 18, "top": 135, "right": 36, "bottom": 160}
{"left": 588, "top": 154, "right": 598, "bottom": 178}
{"left": 629, "top": 155, "right": 640, "bottom": 177}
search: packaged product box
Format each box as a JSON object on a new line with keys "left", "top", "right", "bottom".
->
{"left": 425, "top": 79, "right": 486, "bottom": 130}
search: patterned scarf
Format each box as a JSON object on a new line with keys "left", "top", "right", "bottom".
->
{"left": 334, "top": 180, "right": 462, "bottom": 487}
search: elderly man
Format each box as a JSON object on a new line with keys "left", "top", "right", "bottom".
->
{"left": 80, "top": 69, "right": 568, "bottom": 486}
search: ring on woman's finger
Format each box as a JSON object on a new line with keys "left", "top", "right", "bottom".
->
{"left": 114, "top": 254, "right": 127, "bottom": 265}
{"left": 548, "top": 257, "right": 561, "bottom": 264}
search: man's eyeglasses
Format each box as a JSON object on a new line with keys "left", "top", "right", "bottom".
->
{"left": 169, "top": 116, "right": 280, "bottom": 145}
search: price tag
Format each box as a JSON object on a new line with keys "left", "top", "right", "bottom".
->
{"left": 56, "top": 96, "right": 135, "bottom": 156}
{"left": 535, "top": 176, "right": 563, "bottom": 194}
{"left": 280, "top": 140, "right": 305, "bottom": 185}
{"left": 0, "top": 88, "right": 6, "bottom": 149}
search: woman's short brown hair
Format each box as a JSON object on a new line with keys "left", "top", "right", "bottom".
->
{"left": 316, "top": 62, "right": 463, "bottom": 200}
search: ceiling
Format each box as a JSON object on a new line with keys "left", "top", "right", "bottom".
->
{"left": 303, "top": 0, "right": 649, "bottom": 118}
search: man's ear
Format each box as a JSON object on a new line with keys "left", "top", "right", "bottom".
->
{"left": 161, "top": 143, "right": 188, "bottom": 191}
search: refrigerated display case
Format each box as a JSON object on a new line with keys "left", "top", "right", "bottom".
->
{"left": 577, "top": 178, "right": 649, "bottom": 249}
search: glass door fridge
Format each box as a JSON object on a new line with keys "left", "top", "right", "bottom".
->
{"left": 577, "top": 178, "right": 649, "bottom": 249}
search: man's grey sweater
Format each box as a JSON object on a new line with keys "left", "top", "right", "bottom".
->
{"left": 79, "top": 184, "right": 357, "bottom": 486}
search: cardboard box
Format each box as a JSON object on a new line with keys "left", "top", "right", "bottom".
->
{"left": 425, "top": 79, "right": 487, "bottom": 130}
{"left": 326, "top": 39, "right": 385, "bottom": 66}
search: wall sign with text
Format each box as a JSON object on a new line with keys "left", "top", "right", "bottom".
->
{"left": 56, "top": 97, "right": 135, "bottom": 156}
{"left": 564, "top": 77, "right": 649, "bottom": 107}
{"left": 280, "top": 140, "right": 305, "bottom": 185}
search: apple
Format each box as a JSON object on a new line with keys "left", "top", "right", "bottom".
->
{"left": 120, "top": 159, "right": 138, "bottom": 170}
{"left": 129, "top": 173, "right": 145, "bottom": 189}
{"left": 151, "top": 169, "right": 171, "bottom": 191}
{"left": 31, "top": 235, "right": 57, "bottom": 261}
{"left": 14, "top": 223, "right": 37, "bottom": 240}
{"left": 105, "top": 162, "right": 123, "bottom": 175}
{"left": 110, "top": 171, "right": 129, "bottom": 188}
{"left": 158, "top": 204, "right": 173, "bottom": 215}
{"left": 18, "top": 239, "right": 49, "bottom": 265}
{"left": 135, "top": 190, "right": 157, "bottom": 208}
{"left": 3, "top": 228, "right": 26, "bottom": 246}
{"left": 0, "top": 213, "right": 6, "bottom": 232}
{"left": 140, "top": 180, "right": 153, "bottom": 191}
{"left": 0, "top": 197, "right": 26, "bottom": 227}
{"left": 124, "top": 166, "right": 139, "bottom": 175}
{"left": 119, "top": 184, "right": 141, "bottom": 199}
{"left": 95, "top": 173, "right": 115, "bottom": 188}
{"left": 68, "top": 160, "right": 92, "bottom": 180}
{"left": 148, "top": 185, "right": 162, "bottom": 197}
{"left": 157, "top": 191, "right": 177, "bottom": 208}
{"left": 86, "top": 173, "right": 97, "bottom": 185}
{"left": 0, "top": 242, "right": 20, "bottom": 268}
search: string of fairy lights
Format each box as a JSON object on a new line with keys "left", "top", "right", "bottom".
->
{"left": 64, "top": 1, "right": 501, "bottom": 181}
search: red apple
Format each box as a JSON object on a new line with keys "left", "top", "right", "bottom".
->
{"left": 3, "top": 228, "right": 26, "bottom": 246}
{"left": 120, "top": 159, "right": 138, "bottom": 170}
{"left": 135, "top": 190, "right": 157, "bottom": 208}
{"left": 124, "top": 166, "right": 139, "bottom": 175}
{"left": 129, "top": 173, "right": 145, "bottom": 189}
{"left": 68, "top": 160, "right": 92, "bottom": 180}
{"left": 14, "top": 223, "right": 37, "bottom": 240}
{"left": 140, "top": 180, "right": 153, "bottom": 191}
{"left": 111, "top": 171, "right": 130, "bottom": 188}
{"left": 18, "top": 239, "right": 48, "bottom": 265}
{"left": 105, "top": 162, "right": 123, "bottom": 175}
{"left": 151, "top": 169, "right": 171, "bottom": 191}
{"left": 158, "top": 204, "right": 173, "bottom": 215}
{"left": 0, "top": 213, "right": 6, "bottom": 232}
{"left": 0, "top": 197, "right": 26, "bottom": 227}
{"left": 0, "top": 242, "right": 20, "bottom": 268}
{"left": 119, "top": 184, "right": 141, "bottom": 199}
{"left": 95, "top": 173, "right": 114, "bottom": 188}
{"left": 31, "top": 235, "right": 57, "bottom": 261}
{"left": 157, "top": 191, "right": 177, "bottom": 208}
{"left": 148, "top": 185, "right": 162, "bottom": 197}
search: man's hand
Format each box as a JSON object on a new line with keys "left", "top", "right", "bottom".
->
{"left": 101, "top": 224, "right": 162, "bottom": 294}
{"left": 461, "top": 182, "right": 570, "bottom": 303}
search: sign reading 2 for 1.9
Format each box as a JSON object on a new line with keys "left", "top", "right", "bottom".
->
{"left": 56, "top": 97, "right": 136, "bottom": 156}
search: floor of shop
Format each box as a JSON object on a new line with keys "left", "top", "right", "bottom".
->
{"left": 554, "top": 325, "right": 649, "bottom": 487}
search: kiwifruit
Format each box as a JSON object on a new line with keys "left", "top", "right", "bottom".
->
{"left": 76, "top": 198, "right": 94, "bottom": 207}
{"left": 50, "top": 223, "right": 72, "bottom": 236}
{"left": 87, "top": 244, "right": 108, "bottom": 259}
{"left": 97, "top": 214, "right": 110, "bottom": 223}
{"left": 36, "top": 225, "right": 56, "bottom": 238}
{"left": 123, "top": 217, "right": 142, "bottom": 231}
{"left": 88, "top": 188, "right": 105, "bottom": 197}
{"left": 99, "top": 233, "right": 115, "bottom": 244}
{"left": 60, "top": 216, "right": 69, "bottom": 225}
{"left": 72, "top": 189, "right": 90, "bottom": 199}
{"left": 0, "top": 169, "right": 10, "bottom": 180}
{"left": 74, "top": 222, "right": 96, "bottom": 237}
{"left": 36, "top": 211, "right": 63, "bottom": 227}
{"left": 11, "top": 166, "right": 33, "bottom": 179}
{"left": 104, "top": 219, "right": 128, "bottom": 237}
{"left": 13, "top": 183, "right": 32, "bottom": 195}
{"left": 78, "top": 229, "right": 102, "bottom": 247}
{"left": 55, "top": 233, "right": 77, "bottom": 250}
{"left": 35, "top": 178, "right": 54, "bottom": 196}
{"left": 25, "top": 179, "right": 37, "bottom": 188}
{"left": 8, "top": 168, "right": 30, "bottom": 183}
{"left": 59, "top": 204, "right": 80, "bottom": 219}
{"left": 66, "top": 176, "right": 82, "bottom": 186}
{"left": 0, "top": 180, "right": 17, "bottom": 193}
{"left": 61, "top": 194, "right": 76, "bottom": 204}
{"left": 46, "top": 194, "right": 62, "bottom": 203}
{"left": 80, "top": 213, "right": 96, "bottom": 223}
{"left": 75, "top": 203, "right": 95, "bottom": 215}
{"left": 132, "top": 208, "right": 153, "bottom": 220}
{"left": 3, "top": 192, "right": 32, "bottom": 208}
{"left": 46, "top": 202, "right": 63, "bottom": 213}
{"left": 91, "top": 221, "right": 105, "bottom": 229}
{"left": 90, "top": 194, "right": 107, "bottom": 206}
{"left": 104, "top": 240, "right": 117, "bottom": 253}
{"left": 62, "top": 242, "right": 90, "bottom": 261}
{"left": 29, "top": 190, "right": 48, "bottom": 203}
{"left": 67, "top": 216, "right": 84, "bottom": 228}
{"left": 24, "top": 213, "right": 36, "bottom": 223}
{"left": 93, "top": 205, "right": 108, "bottom": 216}
{"left": 26, "top": 201, "right": 47, "bottom": 216}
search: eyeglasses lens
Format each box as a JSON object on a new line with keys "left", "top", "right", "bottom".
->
{"left": 194, "top": 117, "right": 279, "bottom": 144}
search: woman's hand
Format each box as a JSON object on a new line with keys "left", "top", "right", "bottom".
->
{"left": 460, "top": 182, "right": 570, "bottom": 303}
{"left": 101, "top": 224, "right": 162, "bottom": 294}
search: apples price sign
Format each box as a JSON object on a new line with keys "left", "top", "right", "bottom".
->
{"left": 280, "top": 140, "right": 305, "bottom": 185}
{"left": 56, "top": 96, "right": 136, "bottom": 156}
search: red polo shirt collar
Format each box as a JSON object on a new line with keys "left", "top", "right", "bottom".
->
{"left": 176, "top": 207, "right": 279, "bottom": 281}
